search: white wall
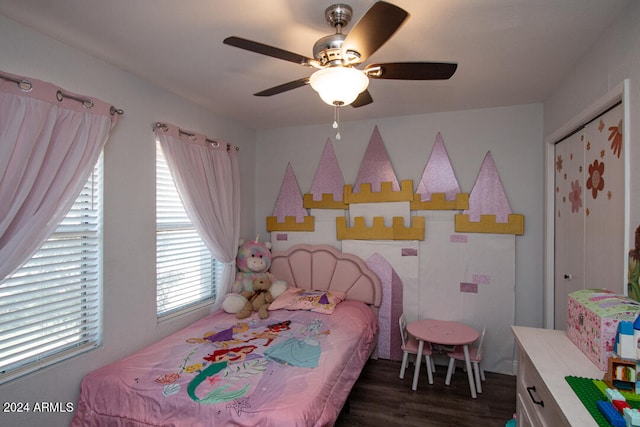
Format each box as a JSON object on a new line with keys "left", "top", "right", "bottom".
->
{"left": 0, "top": 15, "right": 256, "bottom": 427}
{"left": 543, "top": 1, "right": 640, "bottom": 324}
{"left": 255, "top": 104, "right": 545, "bottom": 329}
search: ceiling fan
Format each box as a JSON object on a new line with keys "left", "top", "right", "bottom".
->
{"left": 223, "top": 1, "right": 458, "bottom": 109}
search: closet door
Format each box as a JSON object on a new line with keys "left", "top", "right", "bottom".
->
{"left": 554, "top": 103, "right": 625, "bottom": 330}
{"left": 554, "top": 130, "right": 585, "bottom": 331}
{"left": 583, "top": 106, "right": 625, "bottom": 292}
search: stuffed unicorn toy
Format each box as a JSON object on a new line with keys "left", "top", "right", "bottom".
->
{"left": 222, "top": 236, "right": 287, "bottom": 314}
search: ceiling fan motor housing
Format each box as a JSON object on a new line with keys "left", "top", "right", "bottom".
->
{"left": 313, "top": 4, "right": 361, "bottom": 67}
{"left": 325, "top": 4, "right": 352, "bottom": 29}
{"left": 313, "top": 34, "right": 347, "bottom": 66}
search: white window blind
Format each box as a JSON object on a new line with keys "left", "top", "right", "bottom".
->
{"left": 156, "top": 142, "right": 220, "bottom": 318}
{"left": 0, "top": 159, "right": 103, "bottom": 383}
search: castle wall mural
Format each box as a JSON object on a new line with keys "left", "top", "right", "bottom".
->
{"left": 266, "top": 126, "right": 523, "bottom": 374}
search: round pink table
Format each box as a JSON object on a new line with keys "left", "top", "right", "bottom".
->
{"left": 406, "top": 319, "right": 480, "bottom": 398}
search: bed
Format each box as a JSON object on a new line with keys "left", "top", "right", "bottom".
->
{"left": 72, "top": 244, "right": 382, "bottom": 426}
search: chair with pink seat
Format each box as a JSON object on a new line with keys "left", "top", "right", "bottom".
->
{"left": 399, "top": 313, "right": 434, "bottom": 384}
{"left": 444, "top": 326, "right": 486, "bottom": 393}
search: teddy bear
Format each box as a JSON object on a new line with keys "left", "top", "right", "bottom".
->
{"left": 222, "top": 238, "right": 287, "bottom": 315}
{"left": 235, "top": 277, "right": 274, "bottom": 319}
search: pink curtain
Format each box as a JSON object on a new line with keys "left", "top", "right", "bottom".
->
{"left": 154, "top": 123, "right": 241, "bottom": 305}
{"left": 0, "top": 71, "right": 120, "bottom": 284}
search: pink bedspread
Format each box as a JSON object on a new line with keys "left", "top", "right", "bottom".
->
{"left": 72, "top": 300, "right": 377, "bottom": 426}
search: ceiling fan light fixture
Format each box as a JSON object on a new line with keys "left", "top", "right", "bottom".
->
{"left": 309, "top": 66, "right": 369, "bottom": 106}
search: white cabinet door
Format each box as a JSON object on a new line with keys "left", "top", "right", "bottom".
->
{"left": 554, "top": 103, "right": 625, "bottom": 330}
{"left": 554, "top": 130, "right": 585, "bottom": 331}
{"left": 583, "top": 106, "right": 625, "bottom": 292}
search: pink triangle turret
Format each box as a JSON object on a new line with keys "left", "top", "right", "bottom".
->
{"left": 272, "top": 162, "right": 308, "bottom": 222}
{"left": 353, "top": 126, "right": 400, "bottom": 193}
{"left": 308, "top": 139, "right": 345, "bottom": 201}
{"left": 465, "top": 151, "right": 512, "bottom": 222}
{"left": 416, "top": 132, "right": 461, "bottom": 201}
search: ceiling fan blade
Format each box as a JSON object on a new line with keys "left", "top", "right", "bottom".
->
{"left": 351, "top": 90, "right": 373, "bottom": 108}
{"left": 342, "top": 2, "right": 409, "bottom": 63}
{"left": 254, "top": 77, "right": 310, "bottom": 97}
{"left": 224, "top": 36, "right": 316, "bottom": 67}
{"left": 365, "top": 62, "right": 458, "bottom": 80}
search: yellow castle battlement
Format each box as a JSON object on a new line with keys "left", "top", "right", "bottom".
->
{"left": 454, "top": 213, "right": 524, "bottom": 235}
{"left": 410, "top": 192, "right": 470, "bottom": 211}
{"left": 336, "top": 215, "right": 425, "bottom": 240}
{"left": 266, "top": 216, "right": 315, "bottom": 232}
{"left": 344, "top": 180, "right": 414, "bottom": 204}
{"left": 302, "top": 193, "right": 348, "bottom": 210}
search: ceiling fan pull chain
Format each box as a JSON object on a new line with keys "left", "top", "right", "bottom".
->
{"left": 333, "top": 105, "right": 341, "bottom": 140}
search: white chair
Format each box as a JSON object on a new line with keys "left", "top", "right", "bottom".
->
{"left": 445, "top": 326, "right": 486, "bottom": 393}
{"left": 399, "top": 313, "right": 434, "bottom": 384}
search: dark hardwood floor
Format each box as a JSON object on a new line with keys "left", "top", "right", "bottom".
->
{"left": 335, "top": 358, "right": 517, "bottom": 427}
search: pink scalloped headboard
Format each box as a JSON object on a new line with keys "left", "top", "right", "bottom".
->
{"left": 270, "top": 244, "right": 382, "bottom": 307}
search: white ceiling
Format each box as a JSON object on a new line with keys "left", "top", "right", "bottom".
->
{"left": 0, "top": 0, "right": 632, "bottom": 130}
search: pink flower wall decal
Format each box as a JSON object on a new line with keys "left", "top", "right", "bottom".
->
{"left": 569, "top": 179, "right": 582, "bottom": 213}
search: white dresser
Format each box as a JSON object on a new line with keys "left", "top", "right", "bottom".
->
{"left": 512, "top": 326, "right": 604, "bottom": 426}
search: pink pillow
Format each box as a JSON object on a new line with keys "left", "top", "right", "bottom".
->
{"left": 268, "top": 287, "right": 346, "bottom": 314}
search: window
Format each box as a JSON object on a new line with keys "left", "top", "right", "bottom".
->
{"left": 0, "top": 158, "right": 103, "bottom": 383}
{"left": 156, "top": 142, "right": 221, "bottom": 318}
